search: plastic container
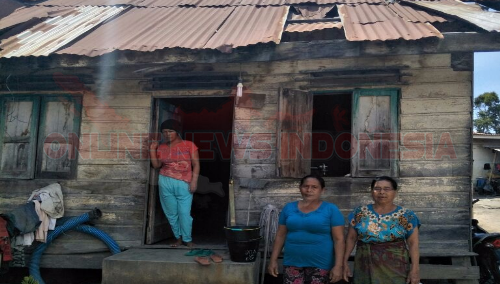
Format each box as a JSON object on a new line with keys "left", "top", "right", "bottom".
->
{"left": 227, "top": 237, "right": 262, "bottom": 262}
{"left": 223, "top": 226, "right": 261, "bottom": 241}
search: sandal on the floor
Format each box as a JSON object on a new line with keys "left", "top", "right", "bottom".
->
{"left": 199, "top": 249, "right": 214, "bottom": 257}
{"left": 210, "top": 253, "right": 223, "bottom": 263}
{"left": 184, "top": 249, "right": 203, "bottom": 256}
{"left": 194, "top": 256, "right": 211, "bottom": 266}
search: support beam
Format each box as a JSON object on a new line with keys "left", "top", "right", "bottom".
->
{"left": 1, "top": 33, "right": 500, "bottom": 70}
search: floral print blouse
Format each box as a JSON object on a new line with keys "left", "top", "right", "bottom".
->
{"left": 349, "top": 204, "right": 420, "bottom": 243}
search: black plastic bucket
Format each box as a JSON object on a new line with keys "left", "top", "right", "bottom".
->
{"left": 227, "top": 237, "right": 262, "bottom": 262}
{"left": 223, "top": 226, "right": 261, "bottom": 241}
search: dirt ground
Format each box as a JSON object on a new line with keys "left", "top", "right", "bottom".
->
{"left": 473, "top": 193, "right": 500, "bottom": 233}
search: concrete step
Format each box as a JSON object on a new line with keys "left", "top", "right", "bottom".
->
{"left": 102, "top": 248, "right": 261, "bottom": 284}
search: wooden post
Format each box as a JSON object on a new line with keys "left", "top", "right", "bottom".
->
{"left": 228, "top": 179, "right": 236, "bottom": 226}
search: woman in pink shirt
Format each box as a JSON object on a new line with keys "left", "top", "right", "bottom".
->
{"left": 150, "top": 119, "right": 200, "bottom": 248}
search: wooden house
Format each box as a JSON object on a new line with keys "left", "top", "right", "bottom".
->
{"left": 1, "top": 0, "right": 500, "bottom": 282}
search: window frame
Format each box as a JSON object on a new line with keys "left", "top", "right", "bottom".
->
{"left": 0, "top": 94, "right": 82, "bottom": 180}
{"left": 276, "top": 88, "right": 399, "bottom": 178}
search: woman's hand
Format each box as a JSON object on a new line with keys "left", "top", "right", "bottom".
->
{"left": 150, "top": 141, "right": 159, "bottom": 150}
{"left": 406, "top": 269, "right": 420, "bottom": 284}
{"left": 343, "top": 263, "right": 352, "bottom": 282}
{"left": 268, "top": 259, "right": 279, "bottom": 277}
{"left": 329, "top": 264, "right": 342, "bottom": 283}
{"left": 189, "top": 180, "right": 197, "bottom": 193}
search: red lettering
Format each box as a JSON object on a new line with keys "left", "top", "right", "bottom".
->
{"left": 434, "top": 133, "right": 457, "bottom": 160}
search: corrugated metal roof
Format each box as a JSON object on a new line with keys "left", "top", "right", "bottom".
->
{"left": 57, "top": 6, "right": 235, "bottom": 56}
{"left": 0, "top": 6, "right": 75, "bottom": 31}
{"left": 388, "top": 3, "right": 446, "bottom": 23}
{"left": 0, "top": 6, "right": 125, "bottom": 58}
{"left": 285, "top": 21, "right": 342, "bottom": 32}
{"left": 406, "top": 0, "right": 500, "bottom": 31}
{"left": 34, "top": 0, "right": 385, "bottom": 7}
{"left": 341, "top": 3, "right": 399, "bottom": 24}
{"left": 338, "top": 3, "right": 443, "bottom": 41}
{"left": 204, "top": 5, "right": 289, "bottom": 50}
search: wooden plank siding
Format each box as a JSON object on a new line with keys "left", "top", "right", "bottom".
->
{"left": 0, "top": 51, "right": 473, "bottom": 270}
{"left": 0, "top": 83, "right": 152, "bottom": 268}
{"left": 228, "top": 53, "right": 473, "bottom": 258}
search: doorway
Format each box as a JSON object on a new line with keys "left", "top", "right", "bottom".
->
{"left": 147, "top": 96, "right": 234, "bottom": 245}
{"left": 311, "top": 93, "right": 351, "bottom": 177}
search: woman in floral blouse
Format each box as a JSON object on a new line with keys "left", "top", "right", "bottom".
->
{"left": 343, "top": 176, "right": 420, "bottom": 284}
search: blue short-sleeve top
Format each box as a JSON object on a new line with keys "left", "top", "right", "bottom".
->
{"left": 348, "top": 204, "right": 420, "bottom": 243}
{"left": 278, "top": 201, "right": 345, "bottom": 270}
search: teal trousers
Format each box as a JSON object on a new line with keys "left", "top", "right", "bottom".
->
{"left": 158, "top": 175, "right": 193, "bottom": 242}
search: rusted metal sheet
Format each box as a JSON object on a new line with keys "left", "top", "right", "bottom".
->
{"left": 57, "top": 7, "right": 235, "bottom": 56}
{"left": 33, "top": 0, "right": 140, "bottom": 7}
{"left": 0, "top": 6, "right": 75, "bottom": 31}
{"left": 338, "top": 4, "right": 443, "bottom": 41}
{"left": 285, "top": 22, "right": 342, "bottom": 32}
{"left": 341, "top": 3, "right": 401, "bottom": 24}
{"left": 388, "top": 3, "right": 446, "bottom": 23}
{"left": 0, "top": 6, "right": 125, "bottom": 58}
{"left": 238, "top": 0, "right": 285, "bottom": 5}
{"left": 204, "top": 5, "right": 289, "bottom": 51}
{"left": 406, "top": 0, "right": 500, "bottom": 32}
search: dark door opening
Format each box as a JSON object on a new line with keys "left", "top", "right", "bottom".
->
{"left": 311, "top": 93, "right": 351, "bottom": 177}
{"left": 148, "top": 96, "right": 234, "bottom": 245}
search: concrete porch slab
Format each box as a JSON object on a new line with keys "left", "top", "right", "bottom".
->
{"left": 102, "top": 248, "right": 261, "bottom": 284}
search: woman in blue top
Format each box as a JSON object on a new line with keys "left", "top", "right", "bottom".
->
{"left": 343, "top": 176, "right": 421, "bottom": 284}
{"left": 268, "top": 175, "right": 345, "bottom": 283}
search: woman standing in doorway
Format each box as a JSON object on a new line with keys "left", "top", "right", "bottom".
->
{"left": 150, "top": 119, "right": 200, "bottom": 248}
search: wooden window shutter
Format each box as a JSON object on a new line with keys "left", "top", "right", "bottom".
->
{"left": 36, "top": 95, "right": 82, "bottom": 179}
{"left": 0, "top": 96, "right": 40, "bottom": 179}
{"left": 277, "top": 88, "right": 313, "bottom": 178}
{"left": 351, "top": 89, "right": 398, "bottom": 177}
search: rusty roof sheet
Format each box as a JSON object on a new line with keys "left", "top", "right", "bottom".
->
{"left": 388, "top": 3, "right": 446, "bottom": 23}
{"left": 285, "top": 21, "right": 342, "bottom": 32}
{"left": 57, "top": 6, "right": 235, "bottom": 56}
{"left": 204, "top": 5, "right": 289, "bottom": 50}
{"left": 0, "top": 6, "right": 77, "bottom": 30}
{"left": 34, "top": 0, "right": 385, "bottom": 7}
{"left": 338, "top": 3, "right": 443, "bottom": 41}
{"left": 340, "top": 3, "right": 400, "bottom": 24}
{"left": 0, "top": 6, "right": 125, "bottom": 58}
{"left": 406, "top": 0, "right": 500, "bottom": 31}
{"left": 57, "top": 6, "right": 288, "bottom": 55}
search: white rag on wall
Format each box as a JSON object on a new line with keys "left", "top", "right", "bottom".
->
{"left": 28, "top": 183, "right": 64, "bottom": 218}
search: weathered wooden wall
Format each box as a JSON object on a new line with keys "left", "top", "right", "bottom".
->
{"left": 0, "top": 76, "right": 152, "bottom": 268}
{"left": 225, "top": 53, "right": 472, "bottom": 256}
{"left": 0, "top": 52, "right": 472, "bottom": 269}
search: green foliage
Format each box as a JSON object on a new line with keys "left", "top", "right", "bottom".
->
{"left": 474, "top": 91, "right": 500, "bottom": 134}
{"left": 21, "top": 276, "right": 39, "bottom": 284}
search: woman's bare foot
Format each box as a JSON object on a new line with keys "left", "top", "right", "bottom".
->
{"left": 170, "top": 239, "right": 182, "bottom": 247}
{"left": 186, "top": 242, "right": 195, "bottom": 248}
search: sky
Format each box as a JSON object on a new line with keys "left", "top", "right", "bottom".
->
{"left": 474, "top": 52, "right": 500, "bottom": 98}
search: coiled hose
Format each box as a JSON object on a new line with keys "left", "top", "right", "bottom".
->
{"left": 29, "top": 208, "right": 121, "bottom": 284}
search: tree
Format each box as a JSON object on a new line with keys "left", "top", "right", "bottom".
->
{"left": 474, "top": 91, "right": 500, "bottom": 134}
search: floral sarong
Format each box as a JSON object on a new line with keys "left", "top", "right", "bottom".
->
{"left": 353, "top": 240, "right": 409, "bottom": 284}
